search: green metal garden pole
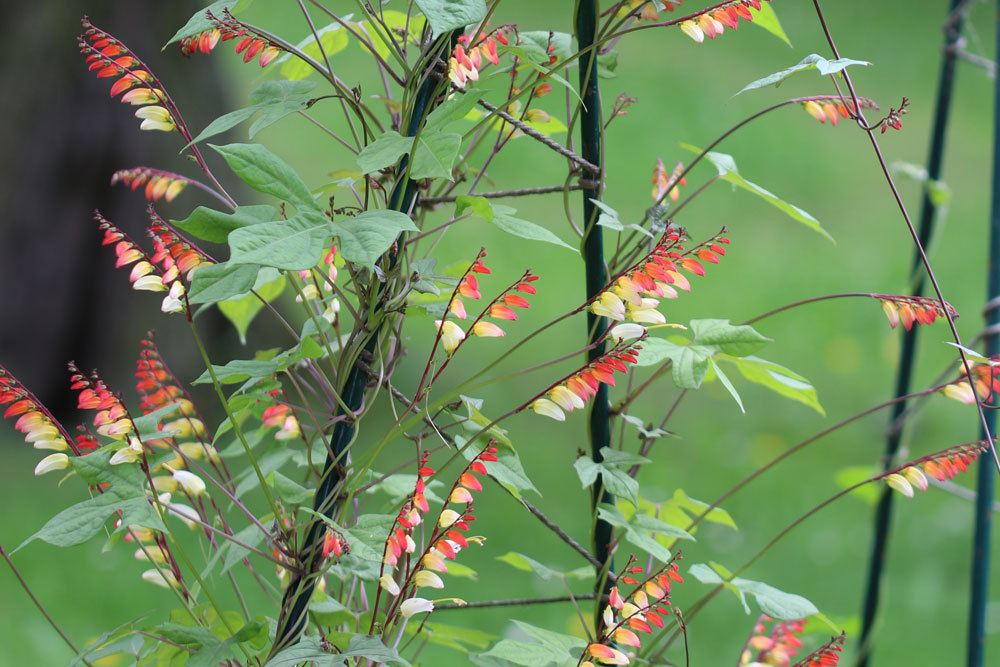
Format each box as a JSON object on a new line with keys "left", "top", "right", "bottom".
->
{"left": 574, "top": 0, "right": 613, "bottom": 601}
{"left": 856, "top": 2, "right": 965, "bottom": 664}
{"left": 966, "top": 5, "right": 1000, "bottom": 664}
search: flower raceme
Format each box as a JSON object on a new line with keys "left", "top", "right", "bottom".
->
{"left": 582, "top": 554, "right": 685, "bottom": 666}
{"left": 111, "top": 167, "right": 190, "bottom": 203}
{"left": 261, "top": 390, "right": 302, "bottom": 442}
{"left": 79, "top": 17, "right": 176, "bottom": 132}
{"left": 590, "top": 227, "right": 730, "bottom": 325}
{"left": 679, "top": 0, "right": 770, "bottom": 44}
{"left": 148, "top": 208, "right": 214, "bottom": 282}
{"left": 738, "top": 616, "right": 806, "bottom": 666}
{"left": 0, "top": 365, "right": 83, "bottom": 476}
{"left": 178, "top": 11, "right": 283, "bottom": 68}
{"left": 95, "top": 211, "right": 168, "bottom": 294}
{"left": 434, "top": 249, "right": 538, "bottom": 355}
{"left": 878, "top": 294, "right": 958, "bottom": 331}
{"left": 375, "top": 445, "right": 497, "bottom": 627}
{"left": 939, "top": 358, "right": 1000, "bottom": 406}
{"left": 800, "top": 96, "right": 878, "bottom": 127}
{"left": 794, "top": 633, "right": 845, "bottom": 667}
{"left": 531, "top": 339, "right": 643, "bottom": 421}
{"left": 882, "top": 441, "right": 989, "bottom": 498}
{"left": 622, "top": 0, "right": 682, "bottom": 21}
{"left": 448, "top": 29, "right": 507, "bottom": 89}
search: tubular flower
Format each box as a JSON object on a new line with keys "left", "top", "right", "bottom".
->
{"left": 95, "top": 211, "right": 167, "bottom": 293}
{"left": 794, "top": 633, "right": 845, "bottom": 667}
{"left": 584, "top": 554, "right": 685, "bottom": 665}
{"left": 322, "top": 530, "right": 349, "bottom": 560}
{"left": 883, "top": 442, "right": 989, "bottom": 498}
{"left": 800, "top": 96, "right": 878, "bottom": 127}
{"left": 679, "top": 0, "right": 768, "bottom": 43}
{"left": 531, "top": 340, "right": 643, "bottom": 421}
{"left": 180, "top": 11, "right": 284, "bottom": 68}
{"left": 0, "top": 365, "right": 77, "bottom": 469}
{"left": 148, "top": 207, "right": 214, "bottom": 281}
{"left": 940, "top": 358, "right": 1000, "bottom": 405}
{"left": 652, "top": 159, "right": 686, "bottom": 203}
{"left": 877, "top": 294, "right": 958, "bottom": 331}
{"left": 448, "top": 29, "right": 506, "bottom": 89}
{"left": 79, "top": 17, "right": 175, "bottom": 132}
{"left": 261, "top": 390, "right": 301, "bottom": 441}
{"left": 589, "top": 227, "right": 729, "bottom": 324}
{"left": 111, "top": 167, "right": 191, "bottom": 203}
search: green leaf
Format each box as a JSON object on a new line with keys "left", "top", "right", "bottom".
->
{"left": 16, "top": 493, "right": 163, "bottom": 552}
{"left": 748, "top": 2, "right": 791, "bottom": 46}
{"left": 188, "top": 81, "right": 316, "bottom": 147}
{"left": 737, "top": 54, "right": 870, "bottom": 95}
{"left": 688, "top": 563, "right": 819, "bottom": 620}
{"left": 356, "top": 131, "right": 413, "bottom": 175}
{"left": 718, "top": 354, "right": 824, "bottom": 415}
{"left": 410, "top": 131, "right": 462, "bottom": 180}
{"left": 332, "top": 209, "right": 418, "bottom": 268}
{"left": 166, "top": 0, "right": 254, "bottom": 47}
{"left": 188, "top": 262, "right": 262, "bottom": 304}
{"left": 573, "top": 448, "right": 647, "bottom": 506}
{"left": 455, "top": 195, "right": 494, "bottom": 222}
{"left": 193, "top": 337, "right": 324, "bottom": 385}
{"left": 670, "top": 488, "right": 737, "bottom": 530}
{"left": 634, "top": 337, "right": 715, "bottom": 389}
{"left": 515, "top": 31, "right": 573, "bottom": 64}
{"left": 218, "top": 269, "right": 286, "bottom": 343}
{"left": 229, "top": 215, "right": 333, "bottom": 271}
{"left": 211, "top": 143, "right": 318, "bottom": 211}
{"left": 278, "top": 23, "right": 350, "bottom": 80}
{"left": 682, "top": 144, "right": 832, "bottom": 241}
{"left": 690, "top": 319, "right": 770, "bottom": 357}
{"left": 426, "top": 90, "right": 484, "bottom": 130}
{"left": 710, "top": 359, "right": 745, "bottom": 413}
{"left": 173, "top": 205, "right": 278, "bottom": 244}
{"left": 411, "top": 622, "right": 495, "bottom": 653}
{"left": 414, "top": 0, "right": 487, "bottom": 37}
{"left": 267, "top": 470, "right": 311, "bottom": 504}
{"left": 478, "top": 621, "right": 584, "bottom": 667}
{"left": 491, "top": 204, "right": 575, "bottom": 251}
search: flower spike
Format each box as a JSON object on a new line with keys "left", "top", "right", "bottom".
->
{"left": 940, "top": 357, "right": 1000, "bottom": 405}
{"left": 531, "top": 338, "right": 644, "bottom": 421}
{"left": 793, "top": 633, "right": 845, "bottom": 667}
{"left": 652, "top": 159, "right": 687, "bottom": 203}
{"left": 111, "top": 167, "right": 197, "bottom": 203}
{"left": 738, "top": 616, "right": 807, "bottom": 665}
{"left": 0, "top": 364, "right": 80, "bottom": 471}
{"left": 882, "top": 441, "right": 990, "bottom": 498}
{"left": 79, "top": 17, "right": 176, "bottom": 132}
{"left": 94, "top": 210, "right": 167, "bottom": 294}
{"left": 180, "top": 10, "right": 285, "bottom": 68}
{"left": 679, "top": 1, "right": 770, "bottom": 43}
{"left": 877, "top": 294, "right": 958, "bottom": 331}
{"left": 147, "top": 206, "right": 214, "bottom": 281}
{"left": 800, "top": 96, "right": 878, "bottom": 127}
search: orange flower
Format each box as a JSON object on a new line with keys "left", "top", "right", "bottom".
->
{"left": 651, "top": 159, "right": 687, "bottom": 203}
{"left": 0, "top": 365, "right": 78, "bottom": 467}
{"left": 531, "top": 339, "right": 643, "bottom": 421}
{"left": 739, "top": 616, "right": 806, "bottom": 665}
{"left": 448, "top": 31, "right": 505, "bottom": 89}
{"left": 147, "top": 207, "right": 214, "bottom": 281}
{"left": 798, "top": 633, "right": 845, "bottom": 667}
{"left": 940, "top": 357, "right": 1000, "bottom": 405}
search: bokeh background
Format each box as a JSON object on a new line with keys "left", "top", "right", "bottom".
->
{"left": 1, "top": 0, "right": 999, "bottom": 664}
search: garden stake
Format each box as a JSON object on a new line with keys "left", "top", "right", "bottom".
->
{"left": 857, "top": 2, "right": 965, "bottom": 663}
{"left": 575, "top": 0, "right": 614, "bottom": 613}
{"left": 966, "top": 4, "right": 1000, "bottom": 664}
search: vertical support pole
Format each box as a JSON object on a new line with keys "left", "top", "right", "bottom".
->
{"left": 855, "top": 3, "right": 965, "bottom": 664}
{"left": 966, "top": 4, "right": 1000, "bottom": 663}
{"left": 574, "top": 0, "right": 612, "bottom": 604}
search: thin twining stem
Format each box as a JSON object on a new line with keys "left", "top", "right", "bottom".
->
{"left": 420, "top": 183, "right": 585, "bottom": 205}
{"left": 434, "top": 593, "right": 598, "bottom": 610}
{"left": 1, "top": 543, "right": 90, "bottom": 665}
{"left": 810, "top": 0, "right": 1000, "bottom": 477}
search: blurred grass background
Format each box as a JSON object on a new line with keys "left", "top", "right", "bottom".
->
{"left": 2, "top": 0, "right": 1000, "bottom": 664}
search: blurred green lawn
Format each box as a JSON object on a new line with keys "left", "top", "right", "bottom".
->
{"left": 3, "top": 0, "right": 1000, "bottom": 664}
